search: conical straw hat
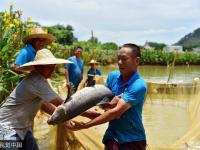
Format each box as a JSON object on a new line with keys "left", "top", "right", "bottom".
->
{"left": 89, "top": 59, "right": 98, "bottom": 64}
{"left": 23, "top": 28, "right": 56, "bottom": 44}
{"left": 19, "top": 49, "right": 72, "bottom": 71}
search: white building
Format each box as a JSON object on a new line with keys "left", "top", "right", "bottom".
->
{"left": 143, "top": 41, "right": 153, "bottom": 49}
{"left": 193, "top": 47, "right": 200, "bottom": 53}
{"left": 163, "top": 45, "right": 183, "bottom": 52}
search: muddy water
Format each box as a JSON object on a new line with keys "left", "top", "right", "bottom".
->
{"left": 84, "top": 65, "right": 200, "bottom": 83}
{"left": 143, "top": 101, "right": 190, "bottom": 147}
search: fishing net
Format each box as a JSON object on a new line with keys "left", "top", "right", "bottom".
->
{"left": 145, "top": 80, "right": 200, "bottom": 150}
{"left": 33, "top": 78, "right": 200, "bottom": 150}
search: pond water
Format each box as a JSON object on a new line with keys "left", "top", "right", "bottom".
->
{"left": 84, "top": 65, "right": 200, "bottom": 83}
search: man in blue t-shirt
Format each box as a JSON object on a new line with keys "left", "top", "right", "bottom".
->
{"left": 14, "top": 28, "right": 55, "bottom": 77}
{"left": 64, "top": 47, "right": 84, "bottom": 91}
{"left": 66, "top": 43, "right": 147, "bottom": 150}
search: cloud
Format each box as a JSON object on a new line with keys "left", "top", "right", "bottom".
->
{"left": 1, "top": 0, "right": 200, "bottom": 45}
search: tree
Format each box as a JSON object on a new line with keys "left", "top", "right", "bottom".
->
{"left": 87, "top": 30, "right": 99, "bottom": 44}
{"left": 88, "top": 36, "right": 98, "bottom": 44}
{"left": 101, "top": 42, "right": 118, "bottom": 50}
{"left": 148, "top": 42, "right": 166, "bottom": 51}
{"left": 46, "top": 24, "right": 77, "bottom": 45}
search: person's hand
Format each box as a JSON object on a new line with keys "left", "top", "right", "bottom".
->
{"left": 99, "top": 103, "right": 113, "bottom": 110}
{"left": 65, "top": 120, "right": 87, "bottom": 131}
{"left": 23, "top": 70, "right": 31, "bottom": 76}
{"left": 99, "top": 96, "right": 121, "bottom": 110}
{"left": 110, "top": 96, "right": 121, "bottom": 105}
{"left": 66, "top": 82, "right": 71, "bottom": 89}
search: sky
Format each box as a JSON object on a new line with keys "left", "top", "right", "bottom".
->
{"left": 1, "top": 0, "right": 200, "bottom": 46}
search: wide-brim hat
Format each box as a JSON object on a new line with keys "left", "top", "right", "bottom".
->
{"left": 89, "top": 59, "right": 98, "bottom": 64}
{"left": 23, "top": 28, "right": 56, "bottom": 44}
{"left": 19, "top": 48, "right": 72, "bottom": 71}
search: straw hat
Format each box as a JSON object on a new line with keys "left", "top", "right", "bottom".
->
{"left": 19, "top": 49, "right": 72, "bottom": 71}
{"left": 89, "top": 59, "right": 98, "bottom": 64}
{"left": 23, "top": 28, "right": 56, "bottom": 44}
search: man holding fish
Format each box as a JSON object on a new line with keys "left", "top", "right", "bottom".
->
{"left": 66, "top": 43, "right": 147, "bottom": 150}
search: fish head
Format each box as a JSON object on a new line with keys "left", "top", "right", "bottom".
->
{"left": 47, "top": 105, "right": 66, "bottom": 125}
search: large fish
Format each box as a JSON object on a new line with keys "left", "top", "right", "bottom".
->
{"left": 47, "top": 84, "right": 113, "bottom": 125}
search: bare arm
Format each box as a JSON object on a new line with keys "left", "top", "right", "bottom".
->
{"left": 85, "top": 98, "right": 131, "bottom": 127}
{"left": 66, "top": 96, "right": 131, "bottom": 130}
{"left": 41, "top": 97, "right": 63, "bottom": 115}
{"left": 81, "top": 110, "right": 101, "bottom": 120}
{"left": 49, "top": 97, "right": 63, "bottom": 106}
{"left": 65, "top": 69, "right": 70, "bottom": 88}
{"left": 14, "top": 64, "right": 30, "bottom": 76}
{"left": 41, "top": 102, "right": 56, "bottom": 115}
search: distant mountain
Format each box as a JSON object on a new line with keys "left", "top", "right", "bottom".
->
{"left": 176, "top": 28, "right": 200, "bottom": 49}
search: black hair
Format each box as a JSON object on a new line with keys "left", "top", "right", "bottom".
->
{"left": 122, "top": 43, "right": 141, "bottom": 58}
{"left": 75, "top": 46, "right": 83, "bottom": 50}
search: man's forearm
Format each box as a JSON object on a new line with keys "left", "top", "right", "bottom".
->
{"left": 84, "top": 108, "right": 118, "bottom": 128}
{"left": 41, "top": 102, "right": 56, "bottom": 115}
{"left": 14, "top": 65, "right": 30, "bottom": 76}
{"left": 65, "top": 69, "right": 70, "bottom": 83}
{"left": 81, "top": 110, "right": 101, "bottom": 119}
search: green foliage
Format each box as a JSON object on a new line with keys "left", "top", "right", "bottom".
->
{"left": 141, "top": 50, "right": 167, "bottom": 65}
{"left": 46, "top": 24, "right": 77, "bottom": 45}
{"left": 83, "top": 49, "right": 117, "bottom": 65}
{"left": 148, "top": 42, "right": 166, "bottom": 51}
{"left": 47, "top": 41, "right": 200, "bottom": 66}
{"left": 140, "top": 50, "right": 200, "bottom": 65}
{"left": 0, "top": 5, "right": 27, "bottom": 104}
{"left": 148, "top": 42, "right": 166, "bottom": 50}
{"left": 101, "top": 42, "right": 118, "bottom": 51}
{"left": 88, "top": 36, "right": 98, "bottom": 44}
{"left": 73, "top": 41, "right": 101, "bottom": 51}
{"left": 46, "top": 41, "right": 117, "bottom": 66}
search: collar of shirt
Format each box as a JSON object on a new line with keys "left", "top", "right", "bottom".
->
{"left": 117, "top": 71, "right": 139, "bottom": 88}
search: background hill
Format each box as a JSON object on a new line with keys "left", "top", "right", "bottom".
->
{"left": 176, "top": 28, "right": 200, "bottom": 49}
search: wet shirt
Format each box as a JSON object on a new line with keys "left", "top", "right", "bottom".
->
{"left": 65, "top": 56, "right": 84, "bottom": 86}
{"left": 15, "top": 44, "right": 36, "bottom": 66}
{"left": 87, "top": 68, "right": 102, "bottom": 76}
{"left": 0, "top": 71, "right": 59, "bottom": 140}
{"left": 103, "top": 70, "right": 147, "bottom": 144}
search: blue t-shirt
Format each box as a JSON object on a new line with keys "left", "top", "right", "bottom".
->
{"left": 103, "top": 70, "right": 147, "bottom": 144}
{"left": 15, "top": 44, "right": 36, "bottom": 66}
{"left": 87, "top": 68, "right": 102, "bottom": 76}
{"left": 64, "top": 56, "right": 84, "bottom": 86}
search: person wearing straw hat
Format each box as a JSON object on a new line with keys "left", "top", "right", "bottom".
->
{"left": 0, "top": 49, "right": 71, "bottom": 149}
{"left": 87, "top": 59, "right": 102, "bottom": 76}
{"left": 86, "top": 59, "right": 102, "bottom": 86}
{"left": 14, "top": 27, "right": 55, "bottom": 77}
